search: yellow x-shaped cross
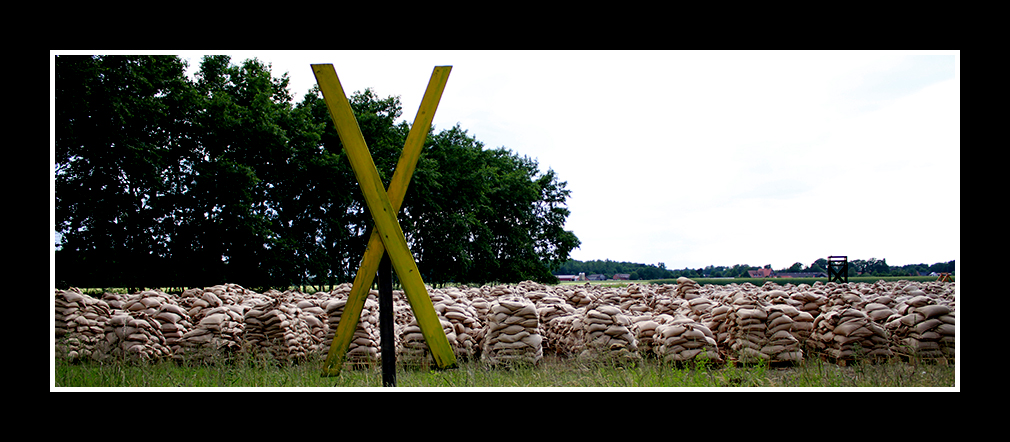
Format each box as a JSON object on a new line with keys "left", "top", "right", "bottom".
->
{"left": 312, "top": 64, "right": 456, "bottom": 374}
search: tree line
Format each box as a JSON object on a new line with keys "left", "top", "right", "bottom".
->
{"left": 55, "top": 55, "right": 580, "bottom": 291}
{"left": 556, "top": 258, "right": 956, "bottom": 280}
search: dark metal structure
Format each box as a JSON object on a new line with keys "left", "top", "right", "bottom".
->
{"left": 827, "top": 256, "right": 848, "bottom": 283}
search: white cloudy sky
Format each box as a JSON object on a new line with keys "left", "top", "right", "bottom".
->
{"left": 60, "top": 50, "right": 960, "bottom": 272}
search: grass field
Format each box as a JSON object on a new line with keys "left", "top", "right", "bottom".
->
{"left": 52, "top": 352, "right": 956, "bottom": 390}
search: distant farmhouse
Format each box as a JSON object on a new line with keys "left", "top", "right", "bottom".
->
{"left": 774, "top": 272, "right": 828, "bottom": 278}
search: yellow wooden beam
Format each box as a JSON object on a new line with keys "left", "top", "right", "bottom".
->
{"left": 313, "top": 64, "right": 456, "bottom": 374}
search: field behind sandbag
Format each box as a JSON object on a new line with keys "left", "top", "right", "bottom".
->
{"left": 54, "top": 278, "right": 956, "bottom": 370}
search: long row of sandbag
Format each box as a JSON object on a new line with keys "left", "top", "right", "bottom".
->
{"left": 55, "top": 277, "right": 956, "bottom": 366}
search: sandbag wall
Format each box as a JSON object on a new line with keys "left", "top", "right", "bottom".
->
{"left": 55, "top": 278, "right": 956, "bottom": 366}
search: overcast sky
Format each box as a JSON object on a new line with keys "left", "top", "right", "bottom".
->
{"left": 58, "top": 50, "right": 960, "bottom": 272}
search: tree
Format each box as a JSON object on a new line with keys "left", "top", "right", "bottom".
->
{"left": 929, "top": 260, "right": 955, "bottom": 274}
{"left": 56, "top": 55, "right": 198, "bottom": 290}
{"left": 180, "top": 55, "right": 305, "bottom": 289}
{"left": 402, "top": 125, "right": 579, "bottom": 285}
{"left": 807, "top": 258, "right": 828, "bottom": 274}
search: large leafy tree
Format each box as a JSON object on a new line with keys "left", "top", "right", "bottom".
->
{"left": 55, "top": 55, "right": 198, "bottom": 290}
{"left": 402, "top": 125, "right": 580, "bottom": 285}
{"left": 183, "top": 55, "right": 299, "bottom": 288}
{"left": 55, "top": 55, "right": 580, "bottom": 290}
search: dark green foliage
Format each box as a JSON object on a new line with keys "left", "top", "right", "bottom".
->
{"left": 56, "top": 55, "right": 199, "bottom": 290}
{"left": 401, "top": 126, "right": 579, "bottom": 285}
{"left": 555, "top": 259, "right": 675, "bottom": 280}
{"left": 55, "top": 55, "right": 579, "bottom": 290}
{"left": 557, "top": 258, "right": 955, "bottom": 281}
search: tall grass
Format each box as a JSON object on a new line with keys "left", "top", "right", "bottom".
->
{"left": 53, "top": 352, "right": 956, "bottom": 390}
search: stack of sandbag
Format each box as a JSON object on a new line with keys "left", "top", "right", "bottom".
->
{"left": 592, "top": 287, "right": 623, "bottom": 309}
{"left": 630, "top": 313, "right": 670, "bottom": 357}
{"left": 398, "top": 313, "right": 457, "bottom": 367}
{"left": 537, "top": 295, "right": 577, "bottom": 325}
{"left": 179, "top": 287, "right": 224, "bottom": 324}
{"left": 936, "top": 309, "right": 956, "bottom": 359}
{"left": 578, "top": 303, "right": 640, "bottom": 364}
{"left": 564, "top": 287, "right": 595, "bottom": 309}
{"left": 102, "top": 311, "right": 173, "bottom": 361}
{"left": 824, "top": 284, "right": 865, "bottom": 310}
{"left": 686, "top": 295, "right": 715, "bottom": 323}
{"left": 199, "top": 283, "right": 253, "bottom": 307}
{"left": 620, "top": 284, "right": 652, "bottom": 315}
{"left": 863, "top": 300, "right": 898, "bottom": 323}
{"left": 243, "top": 299, "right": 320, "bottom": 362}
{"left": 481, "top": 296, "right": 543, "bottom": 366}
{"left": 642, "top": 284, "right": 665, "bottom": 315}
{"left": 514, "top": 280, "right": 550, "bottom": 304}
{"left": 297, "top": 295, "right": 329, "bottom": 316}
{"left": 809, "top": 308, "right": 891, "bottom": 361}
{"left": 786, "top": 304, "right": 814, "bottom": 346}
{"left": 173, "top": 306, "right": 245, "bottom": 361}
{"left": 152, "top": 301, "right": 193, "bottom": 355}
{"left": 654, "top": 284, "right": 677, "bottom": 297}
{"left": 486, "top": 285, "right": 513, "bottom": 298}
{"left": 653, "top": 315, "right": 723, "bottom": 364}
{"left": 726, "top": 296, "right": 771, "bottom": 363}
{"left": 676, "top": 277, "right": 702, "bottom": 299}
{"left": 100, "top": 292, "right": 126, "bottom": 310}
{"left": 322, "top": 293, "right": 382, "bottom": 366}
{"left": 762, "top": 304, "right": 805, "bottom": 363}
{"left": 295, "top": 298, "right": 330, "bottom": 347}
{"left": 704, "top": 302, "right": 733, "bottom": 346}
{"left": 705, "top": 307, "right": 733, "bottom": 347}
{"left": 390, "top": 291, "right": 416, "bottom": 327}
{"left": 433, "top": 294, "right": 483, "bottom": 361}
{"left": 121, "top": 290, "right": 194, "bottom": 354}
{"left": 467, "top": 293, "right": 492, "bottom": 324}
{"left": 540, "top": 312, "right": 583, "bottom": 357}
{"left": 55, "top": 289, "right": 113, "bottom": 360}
{"left": 885, "top": 295, "right": 955, "bottom": 360}
{"left": 791, "top": 290, "right": 829, "bottom": 318}
{"left": 121, "top": 290, "right": 175, "bottom": 316}
{"left": 763, "top": 289, "right": 799, "bottom": 308}
{"left": 650, "top": 291, "right": 681, "bottom": 317}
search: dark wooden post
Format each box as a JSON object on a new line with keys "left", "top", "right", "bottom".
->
{"left": 378, "top": 252, "right": 396, "bottom": 387}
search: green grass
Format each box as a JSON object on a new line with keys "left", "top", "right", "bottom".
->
{"left": 53, "top": 353, "right": 956, "bottom": 390}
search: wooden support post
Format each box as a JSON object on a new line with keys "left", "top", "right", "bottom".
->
{"left": 315, "top": 64, "right": 456, "bottom": 375}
